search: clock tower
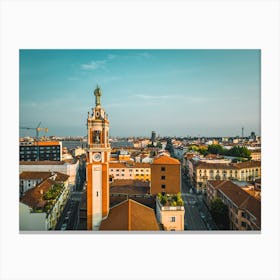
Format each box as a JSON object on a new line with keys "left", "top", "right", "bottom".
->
{"left": 86, "top": 86, "right": 111, "bottom": 230}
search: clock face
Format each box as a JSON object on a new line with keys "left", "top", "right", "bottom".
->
{"left": 93, "top": 152, "right": 102, "bottom": 162}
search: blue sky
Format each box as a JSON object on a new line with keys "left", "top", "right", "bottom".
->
{"left": 19, "top": 49, "right": 260, "bottom": 137}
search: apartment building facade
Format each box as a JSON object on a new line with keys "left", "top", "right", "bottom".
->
{"left": 19, "top": 141, "right": 62, "bottom": 161}
{"left": 206, "top": 180, "right": 261, "bottom": 230}
{"left": 189, "top": 160, "right": 261, "bottom": 192}
{"left": 109, "top": 162, "right": 151, "bottom": 181}
{"left": 151, "top": 155, "right": 181, "bottom": 195}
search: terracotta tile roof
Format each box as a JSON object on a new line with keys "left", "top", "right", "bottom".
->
{"left": 20, "top": 179, "right": 54, "bottom": 209}
{"left": 196, "top": 161, "right": 261, "bottom": 170}
{"left": 20, "top": 172, "right": 69, "bottom": 209}
{"left": 54, "top": 172, "right": 69, "bottom": 182}
{"left": 19, "top": 171, "right": 69, "bottom": 182}
{"left": 20, "top": 171, "right": 52, "bottom": 180}
{"left": 152, "top": 155, "right": 180, "bottom": 165}
{"left": 233, "top": 161, "right": 261, "bottom": 169}
{"left": 111, "top": 179, "right": 149, "bottom": 187}
{"left": 208, "top": 180, "right": 261, "bottom": 228}
{"left": 110, "top": 195, "right": 156, "bottom": 210}
{"left": 20, "top": 161, "right": 65, "bottom": 165}
{"left": 110, "top": 185, "right": 150, "bottom": 195}
{"left": 207, "top": 180, "right": 226, "bottom": 188}
{"left": 100, "top": 199, "right": 160, "bottom": 231}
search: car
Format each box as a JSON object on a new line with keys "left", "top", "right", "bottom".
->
{"left": 200, "top": 212, "right": 206, "bottom": 219}
{"left": 61, "top": 224, "right": 67, "bottom": 230}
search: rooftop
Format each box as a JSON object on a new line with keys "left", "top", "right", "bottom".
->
{"left": 196, "top": 160, "right": 261, "bottom": 170}
{"left": 19, "top": 171, "right": 69, "bottom": 181}
{"left": 156, "top": 192, "right": 184, "bottom": 208}
{"left": 99, "top": 199, "right": 160, "bottom": 231}
{"left": 208, "top": 180, "right": 261, "bottom": 228}
{"left": 152, "top": 155, "right": 180, "bottom": 165}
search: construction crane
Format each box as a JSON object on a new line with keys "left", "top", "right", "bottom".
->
{"left": 20, "top": 122, "right": 49, "bottom": 161}
{"left": 20, "top": 122, "right": 48, "bottom": 139}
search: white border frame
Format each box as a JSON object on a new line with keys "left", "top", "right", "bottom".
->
{"left": 1, "top": 1, "right": 279, "bottom": 280}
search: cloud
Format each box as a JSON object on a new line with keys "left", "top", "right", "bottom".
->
{"left": 81, "top": 60, "right": 106, "bottom": 70}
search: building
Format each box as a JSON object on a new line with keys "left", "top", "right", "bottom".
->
{"left": 19, "top": 171, "right": 63, "bottom": 197}
{"left": 206, "top": 180, "right": 261, "bottom": 230}
{"left": 189, "top": 160, "right": 261, "bottom": 193}
{"left": 109, "top": 162, "right": 151, "bottom": 181}
{"left": 19, "top": 141, "right": 62, "bottom": 161}
{"left": 155, "top": 193, "right": 185, "bottom": 231}
{"left": 151, "top": 154, "right": 181, "bottom": 195}
{"left": 250, "top": 149, "right": 261, "bottom": 161}
{"left": 19, "top": 160, "right": 79, "bottom": 186}
{"left": 99, "top": 199, "right": 160, "bottom": 231}
{"left": 86, "top": 86, "right": 111, "bottom": 230}
{"left": 151, "top": 131, "right": 156, "bottom": 144}
{"left": 19, "top": 172, "right": 70, "bottom": 230}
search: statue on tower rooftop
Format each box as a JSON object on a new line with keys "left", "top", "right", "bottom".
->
{"left": 94, "top": 85, "right": 102, "bottom": 106}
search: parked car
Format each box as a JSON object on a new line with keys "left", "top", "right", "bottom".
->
{"left": 61, "top": 223, "right": 67, "bottom": 230}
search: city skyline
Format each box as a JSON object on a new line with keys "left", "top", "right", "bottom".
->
{"left": 20, "top": 49, "right": 261, "bottom": 137}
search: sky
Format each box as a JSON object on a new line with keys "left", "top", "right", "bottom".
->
{"left": 19, "top": 49, "right": 261, "bottom": 138}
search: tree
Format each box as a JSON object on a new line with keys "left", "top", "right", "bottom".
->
{"left": 226, "top": 146, "right": 251, "bottom": 159}
{"left": 210, "top": 197, "right": 229, "bottom": 230}
{"left": 207, "top": 144, "right": 225, "bottom": 155}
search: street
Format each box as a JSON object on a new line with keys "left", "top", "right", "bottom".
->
{"left": 55, "top": 191, "right": 83, "bottom": 230}
{"left": 181, "top": 170, "right": 218, "bottom": 230}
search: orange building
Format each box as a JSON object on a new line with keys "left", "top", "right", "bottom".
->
{"left": 151, "top": 155, "right": 181, "bottom": 195}
{"left": 86, "top": 86, "right": 111, "bottom": 230}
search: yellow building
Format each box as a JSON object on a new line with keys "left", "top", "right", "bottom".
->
{"left": 109, "top": 162, "right": 151, "bottom": 181}
{"left": 193, "top": 161, "right": 261, "bottom": 193}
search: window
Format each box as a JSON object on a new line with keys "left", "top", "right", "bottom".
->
{"left": 241, "top": 212, "right": 246, "bottom": 218}
{"left": 241, "top": 221, "right": 247, "bottom": 228}
{"left": 161, "top": 167, "right": 166, "bottom": 172}
{"left": 121, "top": 174, "right": 124, "bottom": 176}
{"left": 170, "top": 217, "right": 176, "bottom": 222}
{"left": 96, "top": 191, "right": 98, "bottom": 197}
{"left": 122, "top": 169, "right": 125, "bottom": 172}
{"left": 161, "top": 176, "right": 165, "bottom": 180}
{"left": 161, "top": 184, "right": 166, "bottom": 189}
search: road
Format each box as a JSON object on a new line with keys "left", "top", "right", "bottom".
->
{"left": 181, "top": 170, "right": 218, "bottom": 230}
{"left": 55, "top": 191, "right": 83, "bottom": 230}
